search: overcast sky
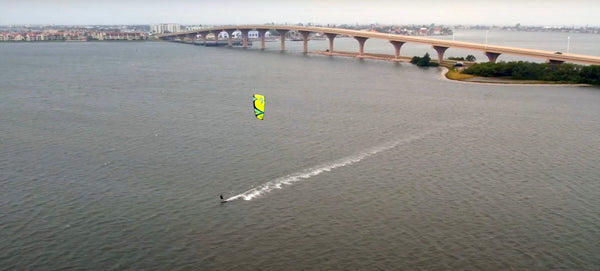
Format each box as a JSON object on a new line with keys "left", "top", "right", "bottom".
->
{"left": 2, "top": 0, "right": 599, "bottom": 26}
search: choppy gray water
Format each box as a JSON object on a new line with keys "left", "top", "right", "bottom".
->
{"left": 1, "top": 32, "right": 599, "bottom": 270}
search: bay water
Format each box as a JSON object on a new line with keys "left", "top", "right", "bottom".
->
{"left": 1, "top": 30, "right": 599, "bottom": 270}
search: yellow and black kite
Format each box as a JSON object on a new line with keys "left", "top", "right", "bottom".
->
{"left": 253, "top": 94, "right": 265, "bottom": 120}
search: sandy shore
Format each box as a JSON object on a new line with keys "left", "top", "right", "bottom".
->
{"left": 439, "top": 67, "right": 591, "bottom": 87}
{"left": 310, "top": 50, "right": 412, "bottom": 62}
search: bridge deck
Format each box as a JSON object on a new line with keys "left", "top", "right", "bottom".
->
{"left": 158, "top": 25, "right": 600, "bottom": 65}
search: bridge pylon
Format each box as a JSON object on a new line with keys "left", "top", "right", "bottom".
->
{"left": 390, "top": 41, "right": 405, "bottom": 59}
{"left": 354, "top": 37, "right": 369, "bottom": 57}
{"left": 257, "top": 29, "right": 268, "bottom": 50}
{"left": 276, "top": 29, "right": 289, "bottom": 51}
{"left": 485, "top": 52, "right": 502, "bottom": 63}
{"left": 325, "top": 33, "right": 337, "bottom": 54}
{"left": 299, "top": 31, "right": 311, "bottom": 54}
{"left": 432, "top": 46, "right": 449, "bottom": 63}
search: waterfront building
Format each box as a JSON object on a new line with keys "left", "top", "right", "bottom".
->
{"left": 151, "top": 24, "right": 181, "bottom": 34}
{"left": 185, "top": 25, "right": 208, "bottom": 31}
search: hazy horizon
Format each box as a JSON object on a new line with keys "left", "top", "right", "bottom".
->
{"left": 2, "top": 0, "right": 599, "bottom": 27}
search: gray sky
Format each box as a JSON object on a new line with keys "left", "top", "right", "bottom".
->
{"left": 2, "top": 0, "right": 599, "bottom": 26}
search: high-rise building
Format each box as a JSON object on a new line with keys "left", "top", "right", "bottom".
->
{"left": 151, "top": 24, "right": 181, "bottom": 34}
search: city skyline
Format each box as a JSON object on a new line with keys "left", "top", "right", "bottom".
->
{"left": 2, "top": 0, "right": 600, "bottom": 27}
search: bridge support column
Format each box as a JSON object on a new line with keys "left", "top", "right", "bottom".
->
{"left": 224, "top": 30, "right": 235, "bottom": 47}
{"left": 240, "top": 29, "right": 249, "bottom": 48}
{"left": 210, "top": 30, "right": 221, "bottom": 44}
{"left": 485, "top": 52, "right": 502, "bottom": 63}
{"left": 325, "top": 33, "right": 337, "bottom": 55}
{"left": 276, "top": 29, "right": 289, "bottom": 51}
{"left": 354, "top": 37, "right": 368, "bottom": 57}
{"left": 299, "top": 31, "right": 311, "bottom": 54}
{"left": 257, "top": 29, "right": 268, "bottom": 50}
{"left": 211, "top": 31, "right": 221, "bottom": 41}
{"left": 197, "top": 32, "right": 207, "bottom": 45}
{"left": 186, "top": 34, "right": 196, "bottom": 42}
{"left": 390, "top": 41, "right": 405, "bottom": 59}
{"left": 432, "top": 45, "right": 448, "bottom": 63}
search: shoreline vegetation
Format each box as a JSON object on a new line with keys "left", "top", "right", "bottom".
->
{"left": 459, "top": 61, "right": 600, "bottom": 86}
{"left": 311, "top": 50, "right": 599, "bottom": 86}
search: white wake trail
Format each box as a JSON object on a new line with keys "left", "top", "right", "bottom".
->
{"left": 226, "top": 135, "right": 421, "bottom": 202}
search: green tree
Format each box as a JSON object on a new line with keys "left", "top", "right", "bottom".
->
{"left": 417, "top": 53, "right": 431, "bottom": 66}
{"left": 466, "top": 55, "right": 476, "bottom": 62}
{"left": 411, "top": 53, "right": 439, "bottom": 67}
{"left": 579, "top": 65, "right": 600, "bottom": 85}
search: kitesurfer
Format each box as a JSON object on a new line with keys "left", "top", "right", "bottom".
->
{"left": 220, "top": 195, "right": 227, "bottom": 203}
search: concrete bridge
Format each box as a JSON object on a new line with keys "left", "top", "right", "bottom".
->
{"left": 158, "top": 25, "right": 600, "bottom": 65}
